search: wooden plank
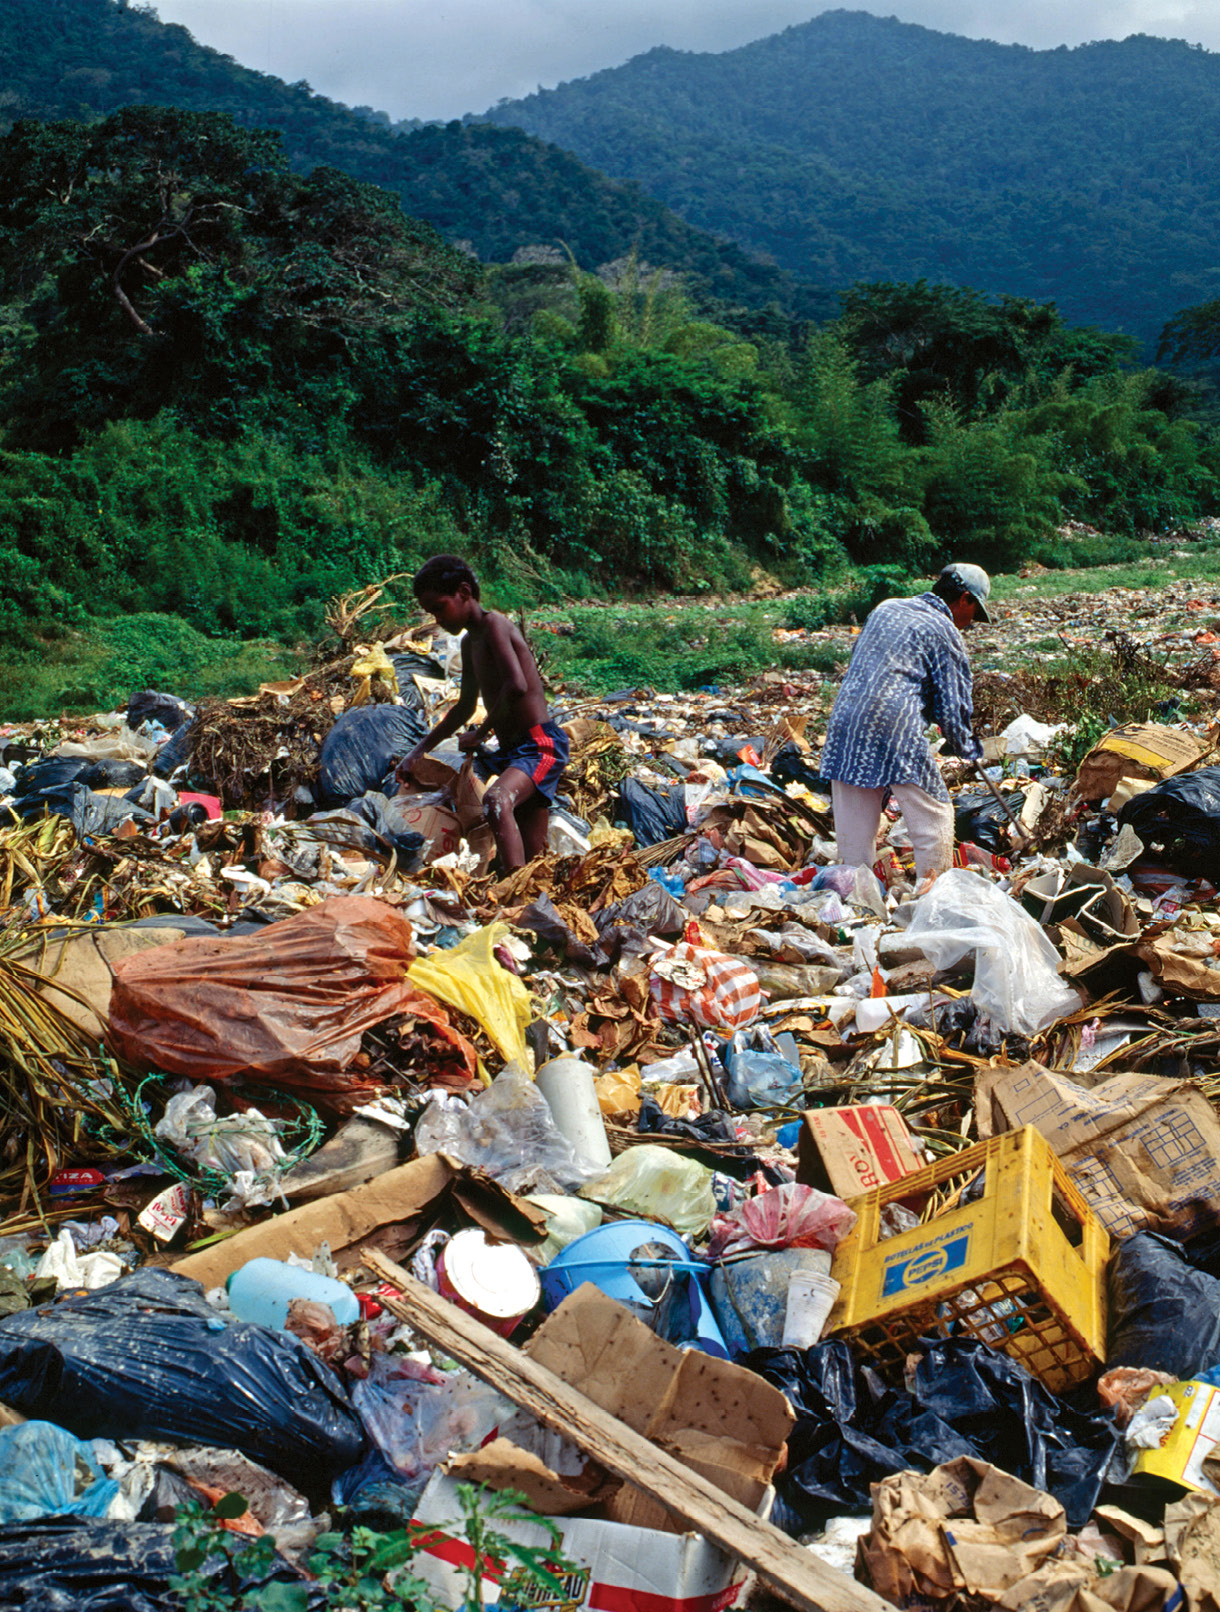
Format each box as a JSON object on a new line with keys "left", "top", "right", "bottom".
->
{"left": 366, "top": 1248, "right": 888, "bottom": 1612}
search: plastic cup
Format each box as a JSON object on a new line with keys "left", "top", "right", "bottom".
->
{"left": 781, "top": 1270, "right": 841, "bottom": 1348}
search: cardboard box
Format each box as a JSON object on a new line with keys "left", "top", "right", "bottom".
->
{"left": 412, "top": 1470, "right": 746, "bottom": 1612}
{"left": 171, "top": 1154, "right": 546, "bottom": 1288}
{"left": 1073, "top": 722, "right": 1209, "bottom": 803}
{"left": 408, "top": 1288, "right": 792, "bottom": 1611}
{"left": 1132, "top": 1380, "right": 1220, "bottom": 1496}
{"left": 795, "top": 1104, "right": 923, "bottom": 1202}
{"left": 395, "top": 756, "right": 495, "bottom": 870}
{"left": 517, "top": 1285, "right": 792, "bottom": 1533}
{"left": 975, "top": 1063, "right": 1220, "bottom": 1240}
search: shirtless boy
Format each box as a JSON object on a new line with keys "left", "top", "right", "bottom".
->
{"left": 396, "top": 554, "right": 569, "bottom": 871}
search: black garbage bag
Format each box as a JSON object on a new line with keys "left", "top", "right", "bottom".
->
{"left": 616, "top": 778, "right": 687, "bottom": 846}
{"left": 127, "top": 690, "right": 195, "bottom": 733}
{"left": 637, "top": 1097, "right": 736, "bottom": 1145}
{"left": 390, "top": 652, "right": 445, "bottom": 710}
{"left": 0, "top": 1269, "right": 365, "bottom": 1494}
{"left": 12, "top": 756, "right": 89, "bottom": 801}
{"left": 708, "top": 735, "right": 767, "bottom": 766}
{"left": 0, "top": 1517, "right": 325, "bottom": 1612}
{"left": 594, "top": 879, "right": 687, "bottom": 963}
{"left": 318, "top": 706, "right": 428, "bottom": 806}
{"left": 79, "top": 758, "right": 148, "bottom": 791}
{"left": 516, "top": 893, "right": 603, "bottom": 967}
{"left": 151, "top": 720, "right": 197, "bottom": 781}
{"left": 1118, "top": 766, "right": 1220, "bottom": 881}
{"left": 69, "top": 785, "right": 157, "bottom": 838}
{"left": 1106, "top": 1231, "right": 1220, "bottom": 1379}
{"left": 12, "top": 774, "right": 156, "bottom": 838}
{"left": 769, "top": 745, "right": 829, "bottom": 795}
{"left": 953, "top": 788, "right": 1024, "bottom": 853}
{"left": 746, "top": 1335, "right": 1118, "bottom": 1531}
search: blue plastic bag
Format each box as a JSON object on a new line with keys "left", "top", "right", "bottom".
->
{"left": 722, "top": 1027, "right": 803, "bottom": 1108}
{"left": 0, "top": 1422, "right": 117, "bottom": 1523}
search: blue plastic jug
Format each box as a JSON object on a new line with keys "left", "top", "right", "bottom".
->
{"left": 226, "top": 1257, "right": 360, "bottom": 1330}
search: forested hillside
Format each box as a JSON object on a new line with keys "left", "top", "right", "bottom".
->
{"left": 483, "top": 10, "right": 1220, "bottom": 346}
{"left": 0, "top": 109, "right": 1213, "bottom": 661}
{"left": 0, "top": 7, "right": 1218, "bottom": 716}
{"left": 0, "top": 0, "right": 825, "bottom": 318}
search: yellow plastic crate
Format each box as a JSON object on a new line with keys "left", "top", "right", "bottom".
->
{"left": 826, "top": 1125, "right": 1110, "bottom": 1393}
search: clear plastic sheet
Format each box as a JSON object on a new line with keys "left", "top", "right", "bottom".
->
{"left": 414, "top": 1065, "right": 594, "bottom": 1192}
{"left": 901, "top": 866, "right": 1081, "bottom": 1033}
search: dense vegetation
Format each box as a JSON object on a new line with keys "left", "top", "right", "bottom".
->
{"left": 484, "top": 10, "right": 1220, "bottom": 347}
{"left": 0, "top": 106, "right": 1216, "bottom": 706}
{"left": 0, "top": 4, "right": 1218, "bottom": 715}
{"left": 0, "top": 0, "right": 825, "bottom": 321}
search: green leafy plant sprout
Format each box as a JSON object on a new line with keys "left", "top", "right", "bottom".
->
{"left": 170, "top": 1483, "right": 580, "bottom": 1612}
{"left": 448, "top": 1481, "right": 579, "bottom": 1612}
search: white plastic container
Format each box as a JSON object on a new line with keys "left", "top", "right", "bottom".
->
{"left": 781, "top": 1270, "right": 841, "bottom": 1348}
{"left": 226, "top": 1256, "right": 360, "bottom": 1330}
{"left": 534, "top": 1056, "right": 613, "bottom": 1172}
{"left": 853, "top": 993, "right": 925, "bottom": 1035}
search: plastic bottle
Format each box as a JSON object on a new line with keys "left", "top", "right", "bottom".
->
{"left": 534, "top": 1056, "right": 613, "bottom": 1172}
{"left": 226, "top": 1257, "right": 360, "bottom": 1330}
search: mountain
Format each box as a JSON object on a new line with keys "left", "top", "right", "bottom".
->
{"left": 0, "top": 0, "right": 829, "bottom": 319}
{"left": 482, "top": 10, "right": 1220, "bottom": 346}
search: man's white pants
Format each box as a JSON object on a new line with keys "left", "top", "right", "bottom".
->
{"left": 831, "top": 781, "right": 954, "bottom": 881}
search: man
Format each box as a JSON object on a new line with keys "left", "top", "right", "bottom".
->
{"left": 820, "top": 563, "right": 990, "bottom": 889}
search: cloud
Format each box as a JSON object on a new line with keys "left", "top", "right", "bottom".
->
{"left": 150, "top": 2, "right": 1220, "bottom": 122}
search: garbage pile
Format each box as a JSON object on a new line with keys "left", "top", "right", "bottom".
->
{"left": 2, "top": 597, "right": 1220, "bottom": 1611}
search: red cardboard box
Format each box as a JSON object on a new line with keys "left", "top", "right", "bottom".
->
{"left": 796, "top": 1104, "right": 923, "bottom": 1202}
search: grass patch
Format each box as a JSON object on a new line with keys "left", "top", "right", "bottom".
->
{"left": 0, "top": 615, "right": 299, "bottom": 721}
{"left": 990, "top": 542, "right": 1220, "bottom": 606}
{"left": 535, "top": 599, "right": 844, "bottom": 694}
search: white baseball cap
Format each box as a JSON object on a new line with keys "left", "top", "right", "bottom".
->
{"left": 940, "top": 563, "right": 991, "bottom": 623}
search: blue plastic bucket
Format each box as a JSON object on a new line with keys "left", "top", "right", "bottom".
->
{"left": 541, "top": 1219, "right": 728, "bottom": 1358}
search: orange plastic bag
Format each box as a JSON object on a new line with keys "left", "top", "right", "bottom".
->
{"left": 108, "top": 896, "right": 476, "bottom": 1107}
{"left": 649, "top": 941, "right": 761, "bottom": 1030}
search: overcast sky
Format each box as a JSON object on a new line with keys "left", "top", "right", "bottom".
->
{"left": 148, "top": 2, "right": 1220, "bottom": 123}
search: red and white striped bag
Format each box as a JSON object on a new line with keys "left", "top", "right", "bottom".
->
{"left": 649, "top": 941, "right": 761, "bottom": 1031}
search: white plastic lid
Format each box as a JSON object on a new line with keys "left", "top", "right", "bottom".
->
{"left": 442, "top": 1228, "right": 540, "bottom": 1319}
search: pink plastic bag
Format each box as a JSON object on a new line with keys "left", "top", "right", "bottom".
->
{"left": 707, "top": 1181, "right": 857, "bottom": 1259}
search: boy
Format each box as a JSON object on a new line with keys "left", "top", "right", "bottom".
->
{"left": 396, "top": 554, "right": 569, "bottom": 872}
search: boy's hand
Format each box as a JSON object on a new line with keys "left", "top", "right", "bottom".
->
{"left": 456, "top": 729, "right": 483, "bottom": 753}
{"left": 395, "top": 746, "right": 426, "bottom": 785}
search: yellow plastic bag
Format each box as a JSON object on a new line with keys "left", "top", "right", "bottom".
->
{"left": 594, "top": 1065, "right": 641, "bottom": 1120}
{"left": 579, "top": 1143, "right": 715, "bottom": 1237}
{"left": 349, "top": 644, "right": 397, "bottom": 706}
{"left": 408, "top": 923, "right": 532, "bottom": 1071}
